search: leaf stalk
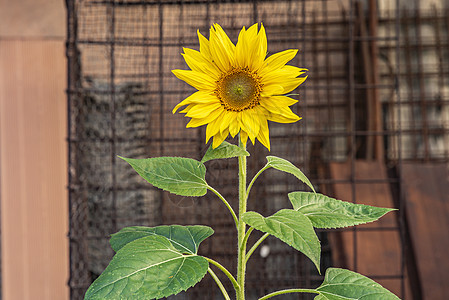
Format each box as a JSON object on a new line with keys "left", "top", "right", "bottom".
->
{"left": 258, "top": 288, "right": 319, "bottom": 300}
{"left": 207, "top": 268, "right": 231, "bottom": 300}
{"left": 205, "top": 257, "right": 239, "bottom": 292}
{"left": 207, "top": 185, "right": 239, "bottom": 230}
{"left": 245, "top": 233, "right": 269, "bottom": 264}
{"left": 246, "top": 165, "right": 269, "bottom": 200}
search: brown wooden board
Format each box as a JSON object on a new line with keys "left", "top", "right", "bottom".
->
{"left": 0, "top": 40, "right": 69, "bottom": 300}
{"left": 328, "top": 160, "right": 409, "bottom": 299}
{"left": 401, "top": 163, "right": 449, "bottom": 299}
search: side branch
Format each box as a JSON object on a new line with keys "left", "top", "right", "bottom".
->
{"left": 205, "top": 257, "right": 240, "bottom": 292}
{"left": 207, "top": 185, "right": 238, "bottom": 230}
{"left": 208, "top": 268, "right": 231, "bottom": 300}
{"left": 245, "top": 233, "right": 269, "bottom": 264}
{"left": 246, "top": 166, "right": 269, "bottom": 200}
{"left": 258, "top": 288, "right": 319, "bottom": 300}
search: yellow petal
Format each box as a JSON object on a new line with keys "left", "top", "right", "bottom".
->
{"left": 253, "top": 23, "right": 267, "bottom": 71}
{"left": 219, "top": 111, "right": 237, "bottom": 133}
{"left": 198, "top": 30, "right": 211, "bottom": 59}
{"left": 212, "top": 128, "right": 229, "bottom": 148}
{"left": 246, "top": 23, "right": 259, "bottom": 38}
{"left": 267, "top": 107, "right": 301, "bottom": 123}
{"left": 172, "top": 91, "right": 217, "bottom": 113}
{"left": 235, "top": 23, "right": 267, "bottom": 70}
{"left": 257, "top": 117, "right": 270, "bottom": 151}
{"left": 209, "top": 24, "right": 235, "bottom": 72}
{"left": 229, "top": 116, "right": 240, "bottom": 137}
{"left": 186, "top": 102, "right": 222, "bottom": 118}
{"left": 260, "top": 99, "right": 282, "bottom": 115}
{"left": 172, "top": 69, "right": 216, "bottom": 91}
{"left": 282, "top": 65, "right": 308, "bottom": 77}
{"left": 245, "top": 24, "right": 260, "bottom": 70}
{"left": 259, "top": 49, "right": 298, "bottom": 76}
{"left": 235, "top": 26, "right": 248, "bottom": 68}
{"left": 258, "top": 24, "right": 267, "bottom": 59}
{"left": 173, "top": 98, "right": 192, "bottom": 114}
{"left": 259, "top": 95, "right": 299, "bottom": 115}
{"left": 261, "top": 69, "right": 293, "bottom": 85}
{"left": 270, "top": 95, "right": 298, "bottom": 106}
{"left": 206, "top": 117, "right": 221, "bottom": 143}
{"left": 186, "top": 108, "right": 223, "bottom": 128}
{"left": 213, "top": 24, "right": 236, "bottom": 58}
{"left": 182, "top": 48, "right": 220, "bottom": 78}
{"left": 280, "top": 76, "right": 308, "bottom": 94}
{"left": 241, "top": 110, "right": 260, "bottom": 143}
{"left": 261, "top": 84, "right": 284, "bottom": 97}
{"left": 179, "top": 104, "right": 193, "bottom": 114}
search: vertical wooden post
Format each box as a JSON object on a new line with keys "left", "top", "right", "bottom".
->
{"left": 0, "top": 40, "right": 69, "bottom": 300}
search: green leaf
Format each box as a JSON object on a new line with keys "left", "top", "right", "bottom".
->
{"left": 315, "top": 268, "right": 401, "bottom": 299}
{"left": 201, "top": 141, "right": 250, "bottom": 163}
{"left": 85, "top": 235, "right": 209, "bottom": 300}
{"left": 119, "top": 156, "right": 207, "bottom": 196}
{"left": 266, "top": 156, "right": 315, "bottom": 193}
{"left": 289, "top": 192, "right": 396, "bottom": 229}
{"left": 242, "top": 209, "right": 321, "bottom": 272}
{"left": 110, "top": 225, "right": 214, "bottom": 254}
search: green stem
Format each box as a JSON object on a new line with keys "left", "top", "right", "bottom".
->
{"left": 237, "top": 136, "right": 247, "bottom": 300}
{"left": 245, "top": 233, "right": 269, "bottom": 264}
{"left": 205, "top": 257, "right": 239, "bottom": 292}
{"left": 207, "top": 267, "right": 231, "bottom": 300}
{"left": 207, "top": 185, "right": 239, "bottom": 230}
{"left": 258, "top": 288, "right": 319, "bottom": 300}
{"left": 246, "top": 165, "right": 269, "bottom": 199}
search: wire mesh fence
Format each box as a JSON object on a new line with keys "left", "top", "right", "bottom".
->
{"left": 66, "top": 0, "right": 449, "bottom": 299}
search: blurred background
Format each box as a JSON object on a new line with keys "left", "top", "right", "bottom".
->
{"left": 1, "top": 0, "right": 448, "bottom": 299}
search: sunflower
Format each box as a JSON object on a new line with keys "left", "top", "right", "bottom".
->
{"left": 172, "top": 23, "right": 307, "bottom": 150}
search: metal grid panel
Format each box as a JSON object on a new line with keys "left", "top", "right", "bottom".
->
{"left": 66, "top": 0, "right": 449, "bottom": 299}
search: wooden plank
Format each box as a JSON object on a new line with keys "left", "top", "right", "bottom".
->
{"left": 0, "top": 40, "right": 68, "bottom": 300}
{"left": 0, "top": 0, "right": 65, "bottom": 38}
{"left": 329, "top": 160, "right": 409, "bottom": 299}
{"left": 401, "top": 163, "right": 449, "bottom": 299}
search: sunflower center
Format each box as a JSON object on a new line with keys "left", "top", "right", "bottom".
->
{"left": 216, "top": 67, "right": 262, "bottom": 112}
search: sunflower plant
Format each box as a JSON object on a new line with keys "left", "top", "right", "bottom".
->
{"left": 84, "top": 24, "right": 401, "bottom": 300}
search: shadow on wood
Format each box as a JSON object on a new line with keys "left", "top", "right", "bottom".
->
{"left": 326, "top": 160, "right": 411, "bottom": 299}
{"left": 401, "top": 163, "right": 449, "bottom": 300}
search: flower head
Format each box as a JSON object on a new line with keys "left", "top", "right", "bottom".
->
{"left": 172, "top": 23, "right": 307, "bottom": 150}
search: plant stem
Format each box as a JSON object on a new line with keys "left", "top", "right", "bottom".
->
{"left": 208, "top": 185, "right": 239, "bottom": 230}
{"left": 205, "top": 257, "right": 240, "bottom": 292}
{"left": 237, "top": 136, "right": 247, "bottom": 300}
{"left": 258, "top": 288, "right": 319, "bottom": 300}
{"left": 245, "top": 233, "right": 269, "bottom": 264}
{"left": 207, "top": 267, "right": 231, "bottom": 300}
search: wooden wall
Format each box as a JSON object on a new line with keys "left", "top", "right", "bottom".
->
{"left": 0, "top": 39, "right": 69, "bottom": 300}
{"left": 0, "top": 0, "right": 68, "bottom": 299}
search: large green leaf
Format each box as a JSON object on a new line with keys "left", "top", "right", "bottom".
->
{"left": 242, "top": 209, "right": 321, "bottom": 272}
{"left": 85, "top": 235, "right": 209, "bottom": 300}
{"left": 120, "top": 156, "right": 207, "bottom": 196}
{"left": 315, "top": 268, "right": 401, "bottom": 299}
{"left": 289, "top": 192, "right": 396, "bottom": 229}
{"left": 265, "top": 156, "right": 315, "bottom": 193}
{"left": 201, "top": 141, "right": 249, "bottom": 163}
{"left": 110, "top": 225, "right": 214, "bottom": 254}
